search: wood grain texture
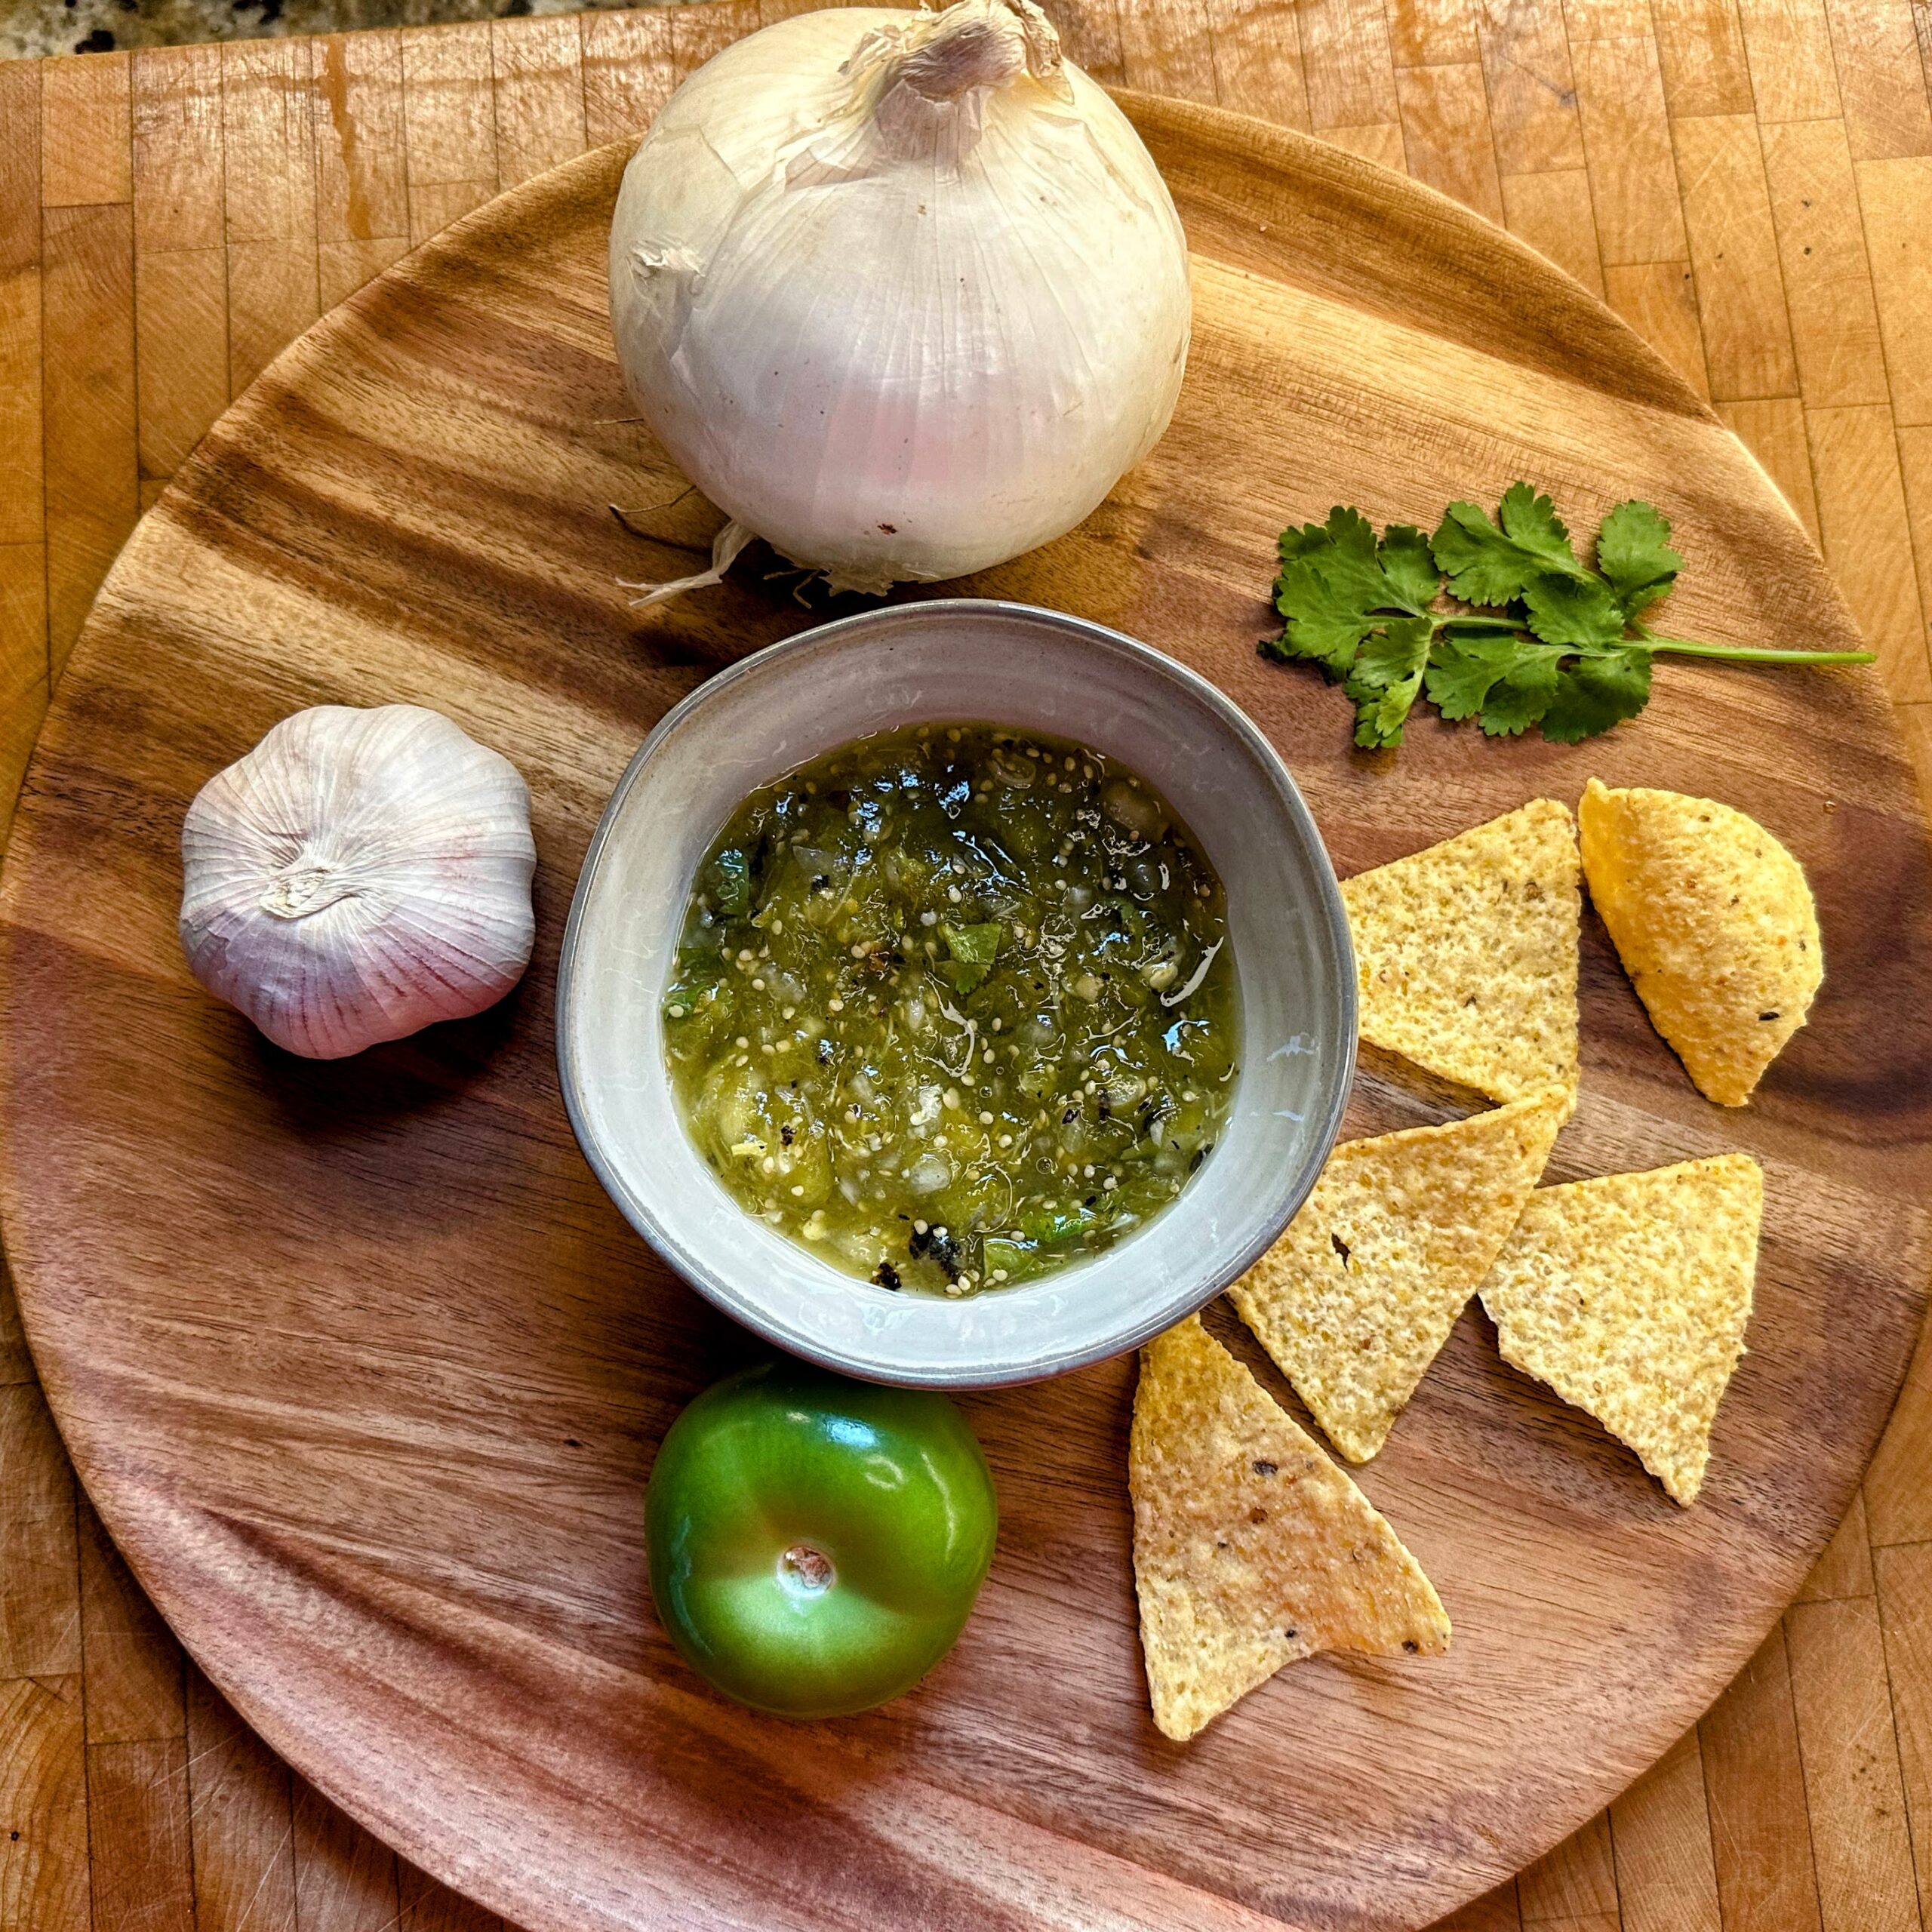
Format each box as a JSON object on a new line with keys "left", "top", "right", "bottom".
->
{"left": 183, "top": 1667, "right": 300, "bottom": 1932}
{"left": 39, "top": 52, "right": 131, "bottom": 209}
{"left": 1699, "top": 1622, "right": 1825, "bottom": 1932}
{"left": 1858, "top": 152, "right": 1932, "bottom": 428}
{"left": 1604, "top": 257, "right": 1712, "bottom": 397}
{"left": 1785, "top": 1595, "right": 1921, "bottom": 1932}
{"left": 0, "top": 1381, "right": 80, "bottom": 1682}
{"left": 1736, "top": 0, "right": 1842, "bottom": 125}
{"left": 1518, "top": 1810, "right": 1618, "bottom": 1924}
{"left": 2, "top": 74, "right": 1931, "bottom": 1932}
{"left": 1434, "top": 1884, "right": 1524, "bottom": 1932}
{"left": 1716, "top": 395, "right": 1822, "bottom": 543}
{"left": 41, "top": 198, "right": 136, "bottom": 675}
{"left": 1608, "top": 1730, "right": 1724, "bottom": 1932}
{"left": 0, "top": 1675, "right": 89, "bottom": 1932}
{"left": 1806, "top": 402, "right": 1932, "bottom": 700}
{"left": 1876, "top": 1540, "right": 1932, "bottom": 1916}
{"left": 1760, "top": 118, "right": 1889, "bottom": 413}
{"left": 1480, "top": 0, "right": 1584, "bottom": 174}
{"left": 85, "top": 1737, "right": 195, "bottom": 1932}
{"left": 1572, "top": 34, "right": 1685, "bottom": 265}
{"left": 1500, "top": 169, "right": 1607, "bottom": 297}
{"left": 2, "top": 6, "right": 1932, "bottom": 1930}
{"left": 1671, "top": 112, "right": 1798, "bottom": 403}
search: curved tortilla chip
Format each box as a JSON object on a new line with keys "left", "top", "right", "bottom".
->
{"left": 1230, "top": 1084, "right": 1571, "bottom": 1463}
{"left": 1479, "top": 1154, "right": 1763, "bottom": 1506}
{"left": 1579, "top": 778, "right": 1821, "bottom": 1107}
{"left": 1130, "top": 1316, "right": 1451, "bottom": 1742}
{"left": 1342, "top": 800, "right": 1580, "bottom": 1104}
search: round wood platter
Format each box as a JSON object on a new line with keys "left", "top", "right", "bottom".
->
{"left": 5, "top": 94, "right": 1932, "bottom": 1932}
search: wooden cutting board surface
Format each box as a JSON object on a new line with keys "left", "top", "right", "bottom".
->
{"left": 2, "top": 92, "right": 1930, "bottom": 1932}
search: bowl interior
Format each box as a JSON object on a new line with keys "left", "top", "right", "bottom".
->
{"left": 558, "top": 600, "right": 1355, "bottom": 1386}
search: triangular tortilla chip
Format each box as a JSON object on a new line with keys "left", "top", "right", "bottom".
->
{"left": 1480, "top": 1154, "right": 1763, "bottom": 1505}
{"left": 1130, "top": 1315, "right": 1451, "bottom": 1741}
{"left": 1342, "top": 800, "right": 1580, "bottom": 1104}
{"left": 1229, "top": 1084, "right": 1571, "bottom": 1463}
{"left": 1579, "top": 778, "right": 1822, "bottom": 1107}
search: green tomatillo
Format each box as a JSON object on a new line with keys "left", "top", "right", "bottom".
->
{"left": 645, "top": 1360, "right": 998, "bottom": 1718}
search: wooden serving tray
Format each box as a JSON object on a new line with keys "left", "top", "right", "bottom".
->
{"left": 2, "top": 95, "right": 1930, "bottom": 1932}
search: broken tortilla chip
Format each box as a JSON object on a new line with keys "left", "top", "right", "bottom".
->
{"left": 1130, "top": 1315, "right": 1451, "bottom": 1741}
{"left": 1480, "top": 1154, "right": 1763, "bottom": 1506}
{"left": 1229, "top": 1084, "right": 1571, "bottom": 1463}
{"left": 1579, "top": 778, "right": 1822, "bottom": 1107}
{"left": 1342, "top": 800, "right": 1580, "bottom": 1105}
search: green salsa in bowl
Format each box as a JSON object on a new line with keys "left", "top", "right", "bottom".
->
{"left": 557, "top": 600, "right": 1353, "bottom": 1389}
{"left": 664, "top": 723, "right": 1239, "bottom": 1297}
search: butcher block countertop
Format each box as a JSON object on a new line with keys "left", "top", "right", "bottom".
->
{"left": 2, "top": 3, "right": 1932, "bottom": 1928}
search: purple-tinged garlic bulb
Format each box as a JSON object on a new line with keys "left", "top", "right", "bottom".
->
{"left": 180, "top": 704, "right": 536, "bottom": 1059}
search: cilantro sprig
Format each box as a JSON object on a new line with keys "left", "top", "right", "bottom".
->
{"left": 1263, "top": 483, "right": 1872, "bottom": 749}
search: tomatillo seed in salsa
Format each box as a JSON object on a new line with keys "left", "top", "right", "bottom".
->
{"left": 663, "top": 722, "right": 1239, "bottom": 1295}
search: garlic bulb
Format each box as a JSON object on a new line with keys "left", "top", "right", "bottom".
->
{"left": 608, "top": 0, "right": 1192, "bottom": 600}
{"left": 180, "top": 705, "right": 537, "bottom": 1060}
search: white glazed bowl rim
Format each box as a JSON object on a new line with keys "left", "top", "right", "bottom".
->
{"left": 555, "top": 598, "right": 1356, "bottom": 1388}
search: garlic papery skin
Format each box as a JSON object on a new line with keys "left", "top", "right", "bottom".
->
{"left": 180, "top": 705, "right": 537, "bottom": 1060}
{"left": 608, "top": 0, "right": 1191, "bottom": 599}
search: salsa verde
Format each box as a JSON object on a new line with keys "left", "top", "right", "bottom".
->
{"left": 663, "top": 724, "right": 1238, "bottom": 1295}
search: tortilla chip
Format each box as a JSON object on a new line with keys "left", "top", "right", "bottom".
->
{"left": 1480, "top": 1154, "right": 1763, "bottom": 1506}
{"left": 1342, "top": 800, "right": 1580, "bottom": 1105}
{"left": 1579, "top": 778, "right": 1822, "bottom": 1107}
{"left": 1229, "top": 1084, "right": 1570, "bottom": 1463}
{"left": 1130, "top": 1315, "right": 1451, "bottom": 1741}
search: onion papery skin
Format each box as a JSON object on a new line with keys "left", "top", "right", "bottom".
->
{"left": 608, "top": 4, "right": 1192, "bottom": 594}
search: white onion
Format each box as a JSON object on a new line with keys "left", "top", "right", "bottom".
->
{"left": 608, "top": 0, "right": 1192, "bottom": 599}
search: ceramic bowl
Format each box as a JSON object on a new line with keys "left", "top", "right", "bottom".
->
{"left": 556, "top": 598, "right": 1355, "bottom": 1388}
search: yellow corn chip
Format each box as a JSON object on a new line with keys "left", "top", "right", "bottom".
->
{"left": 1579, "top": 778, "right": 1822, "bottom": 1107}
{"left": 1480, "top": 1154, "right": 1763, "bottom": 1506}
{"left": 1341, "top": 800, "right": 1580, "bottom": 1104}
{"left": 1130, "top": 1315, "right": 1451, "bottom": 1741}
{"left": 1229, "top": 1084, "right": 1570, "bottom": 1463}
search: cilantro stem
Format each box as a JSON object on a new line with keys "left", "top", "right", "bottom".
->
{"left": 1638, "top": 634, "right": 1875, "bottom": 666}
{"left": 1435, "top": 615, "right": 1874, "bottom": 666}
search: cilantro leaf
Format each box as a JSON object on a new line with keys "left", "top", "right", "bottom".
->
{"left": 1431, "top": 484, "right": 1585, "bottom": 605}
{"left": 1521, "top": 571, "right": 1628, "bottom": 648}
{"left": 1595, "top": 499, "right": 1682, "bottom": 619}
{"left": 1351, "top": 684, "right": 1420, "bottom": 749}
{"left": 1278, "top": 518, "right": 1337, "bottom": 566}
{"left": 1377, "top": 524, "right": 1439, "bottom": 611}
{"left": 1287, "top": 506, "right": 1381, "bottom": 582}
{"left": 1421, "top": 637, "right": 1513, "bottom": 721}
{"left": 1299, "top": 509, "right": 1426, "bottom": 620}
{"left": 1269, "top": 507, "right": 1436, "bottom": 677}
{"left": 1480, "top": 657, "right": 1564, "bottom": 736}
{"left": 1425, "top": 635, "right": 1561, "bottom": 734}
{"left": 938, "top": 921, "right": 1002, "bottom": 995}
{"left": 1499, "top": 482, "right": 1579, "bottom": 568}
{"left": 1273, "top": 558, "right": 1383, "bottom": 672}
{"left": 1429, "top": 629, "right": 1648, "bottom": 741}
{"left": 1538, "top": 648, "right": 1653, "bottom": 743}
{"left": 1429, "top": 502, "right": 1525, "bottom": 606}
{"left": 1345, "top": 617, "right": 1432, "bottom": 749}
{"left": 1264, "top": 481, "right": 1872, "bottom": 756}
